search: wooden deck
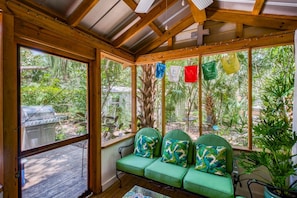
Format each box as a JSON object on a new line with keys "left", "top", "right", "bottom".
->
{"left": 22, "top": 142, "right": 88, "bottom": 198}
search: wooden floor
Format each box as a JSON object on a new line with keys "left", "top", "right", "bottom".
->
{"left": 94, "top": 174, "right": 203, "bottom": 198}
{"left": 22, "top": 143, "right": 88, "bottom": 198}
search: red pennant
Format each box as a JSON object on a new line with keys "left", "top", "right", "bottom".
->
{"left": 184, "top": 65, "right": 198, "bottom": 83}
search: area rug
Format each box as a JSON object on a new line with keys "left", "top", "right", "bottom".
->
{"left": 123, "top": 185, "right": 170, "bottom": 198}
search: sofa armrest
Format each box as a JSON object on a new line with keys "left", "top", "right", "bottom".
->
{"left": 118, "top": 143, "right": 134, "bottom": 158}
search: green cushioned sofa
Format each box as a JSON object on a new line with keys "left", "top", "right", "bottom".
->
{"left": 116, "top": 127, "right": 162, "bottom": 187}
{"left": 116, "top": 128, "right": 235, "bottom": 198}
{"left": 183, "top": 134, "right": 234, "bottom": 198}
{"left": 144, "top": 129, "right": 193, "bottom": 188}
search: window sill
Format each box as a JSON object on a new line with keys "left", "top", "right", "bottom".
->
{"left": 101, "top": 133, "right": 135, "bottom": 148}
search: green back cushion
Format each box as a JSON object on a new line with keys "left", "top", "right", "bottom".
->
{"left": 196, "top": 134, "right": 233, "bottom": 174}
{"left": 161, "top": 129, "right": 193, "bottom": 165}
{"left": 195, "top": 144, "right": 227, "bottom": 176}
{"left": 134, "top": 135, "right": 158, "bottom": 158}
{"left": 161, "top": 138, "right": 190, "bottom": 167}
{"left": 134, "top": 127, "right": 162, "bottom": 157}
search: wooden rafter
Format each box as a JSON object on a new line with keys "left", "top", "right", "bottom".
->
{"left": 187, "top": 0, "right": 206, "bottom": 23}
{"left": 7, "top": 0, "right": 134, "bottom": 64}
{"left": 206, "top": 8, "right": 297, "bottom": 30}
{"left": 68, "top": 0, "right": 99, "bottom": 27}
{"left": 113, "top": 0, "right": 178, "bottom": 48}
{"left": 252, "top": 0, "right": 266, "bottom": 15}
{"left": 123, "top": 0, "right": 163, "bottom": 36}
{"left": 135, "top": 30, "right": 295, "bottom": 64}
{"left": 136, "top": 14, "right": 195, "bottom": 55}
{"left": 13, "top": 0, "right": 66, "bottom": 20}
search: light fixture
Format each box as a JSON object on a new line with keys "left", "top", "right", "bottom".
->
{"left": 191, "top": 0, "right": 213, "bottom": 10}
{"left": 181, "top": 0, "right": 185, "bottom": 6}
{"left": 135, "top": 0, "right": 155, "bottom": 13}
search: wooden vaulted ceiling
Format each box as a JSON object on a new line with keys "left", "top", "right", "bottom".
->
{"left": 7, "top": 0, "right": 297, "bottom": 62}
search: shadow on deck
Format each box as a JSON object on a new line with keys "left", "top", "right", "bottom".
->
{"left": 22, "top": 142, "right": 88, "bottom": 198}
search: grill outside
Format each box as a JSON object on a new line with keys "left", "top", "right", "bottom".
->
{"left": 21, "top": 106, "right": 65, "bottom": 150}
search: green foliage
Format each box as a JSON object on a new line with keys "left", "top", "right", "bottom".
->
{"left": 165, "top": 58, "right": 198, "bottom": 122}
{"left": 239, "top": 45, "right": 296, "bottom": 195}
{"left": 202, "top": 53, "right": 248, "bottom": 130}
{"left": 20, "top": 47, "right": 88, "bottom": 142}
{"left": 56, "top": 131, "right": 66, "bottom": 141}
{"left": 101, "top": 58, "right": 131, "bottom": 128}
{"left": 21, "top": 47, "right": 87, "bottom": 116}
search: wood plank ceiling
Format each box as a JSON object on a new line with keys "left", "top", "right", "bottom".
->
{"left": 12, "top": 0, "right": 297, "bottom": 59}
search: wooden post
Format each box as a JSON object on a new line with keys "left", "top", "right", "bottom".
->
{"left": 0, "top": 11, "right": 3, "bottom": 187}
{"left": 198, "top": 55, "right": 203, "bottom": 136}
{"left": 89, "top": 48, "right": 102, "bottom": 194}
{"left": 1, "top": 12, "right": 19, "bottom": 198}
{"left": 162, "top": 62, "right": 166, "bottom": 137}
{"left": 248, "top": 48, "right": 253, "bottom": 150}
{"left": 131, "top": 65, "right": 137, "bottom": 132}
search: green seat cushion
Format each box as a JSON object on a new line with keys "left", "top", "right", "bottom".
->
{"left": 183, "top": 166, "right": 234, "bottom": 198}
{"left": 134, "top": 135, "right": 159, "bottom": 158}
{"left": 116, "top": 154, "right": 158, "bottom": 176}
{"left": 195, "top": 144, "right": 227, "bottom": 176}
{"left": 161, "top": 138, "right": 190, "bottom": 167}
{"left": 144, "top": 158, "right": 189, "bottom": 188}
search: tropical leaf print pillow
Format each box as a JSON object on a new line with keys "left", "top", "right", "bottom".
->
{"left": 195, "top": 144, "right": 227, "bottom": 176}
{"left": 161, "top": 138, "right": 189, "bottom": 168}
{"left": 133, "top": 135, "right": 158, "bottom": 158}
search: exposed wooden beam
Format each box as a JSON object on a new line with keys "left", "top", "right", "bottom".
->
{"left": 252, "top": 0, "right": 265, "bottom": 15}
{"left": 149, "top": 23, "right": 164, "bottom": 36}
{"left": 7, "top": 0, "right": 134, "bottom": 64}
{"left": 167, "top": 37, "right": 174, "bottom": 50}
{"left": 68, "top": 0, "right": 99, "bottom": 27}
{"left": 113, "top": 0, "right": 178, "bottom": 48}
{"left": 12, "top": 0, "right": 66, "bottom": 21}
{"left": 135, "top": 30, "right": 294, "bottom": 64}
{"left": 236, "top": 23, "right": 244, "bottom": 38}
{"left": 136, "top": 14, "right": 195, "bottom": 55}
{"left": 206, "top": 8, "right": 297, "bottom": 30}
{"left": 123, "top": 0, "right": 163, "bottom": 36}
{"left": 15, "top": 19, "right": 95, "bottom": 60}
{"left": 187, "top": 0, "right": 206, "bottom": 23}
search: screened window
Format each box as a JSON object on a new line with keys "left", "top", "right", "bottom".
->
{"left": 20, "top": 47, "right": 88, "bottom": 151}
{"left": 101, "top": 58, "right": 132, "bottom": 142}
{"left": 165, "top": 58, "right": 199, "bottom": 139}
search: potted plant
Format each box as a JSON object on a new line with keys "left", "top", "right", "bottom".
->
{"left": 239, "top": 66, "right": 297, "bottom": 197}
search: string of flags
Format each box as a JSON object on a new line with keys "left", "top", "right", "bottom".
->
{"left": 155, "top": 53, "right": 241, "bottom": 82}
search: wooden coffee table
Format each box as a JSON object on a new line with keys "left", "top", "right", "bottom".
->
{"left": 123, "top": 185, "right": 170, "bottom": 198}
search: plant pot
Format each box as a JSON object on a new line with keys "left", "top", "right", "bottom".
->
{"left": 264, "top": 186, "right": 297, "bottom": 198}
{"left": 264, "top": 187, "right": 282, "bottom": 198}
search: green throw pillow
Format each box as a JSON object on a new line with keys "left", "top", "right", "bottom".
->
{"left": 195, "top": 144, "right": 227, "bottom": 176}
{"left": 161, "top": 138, "right": 189, "bottom": 168}
{"left": 134, "top": 135, "right": 158, "bottom": 158}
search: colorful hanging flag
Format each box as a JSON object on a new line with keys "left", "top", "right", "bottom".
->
{"left": 168, "top": 66, "right": 181, "bottom": 82}
{"left": 202, "top": 61, "right": 217, "bottom": 80}
{"left": 184, "top": 65, "right": 198, "bottom": 83}
{"left": 155, "top": 62, "right": 166, "bottom": 79}
{"left": 221, "top": 53, "right": 240, "bottom": 74}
